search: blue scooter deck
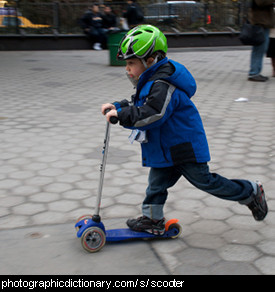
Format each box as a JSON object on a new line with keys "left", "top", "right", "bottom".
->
{"left": 106, "top": 227, "right": 178, "bottom": 241}
{"left": 75, "top": 218, "right": 181, "bottom": 241}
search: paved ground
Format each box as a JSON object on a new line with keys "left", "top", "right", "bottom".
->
{"left": 0, "top": 48, "right": 274, "bottom": 275}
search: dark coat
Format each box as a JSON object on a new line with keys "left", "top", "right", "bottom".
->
{"left": 249, "top": 0, "right": 274, "bottom": 28}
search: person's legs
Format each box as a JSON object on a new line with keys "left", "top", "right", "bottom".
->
{"left": 272, "top": 57, "right": 275, "bottom": 77}
{"left": 177, "top": 163, "right": 267, "bottom": 221}
{"left": 127, "top": 162, "right": 267, "bottom": 234}
{"left": 142, "top": 166, "right": 181, "bottom": 220}
{"left": 177, "top": 163, "right": 255, "bottom": 204}
{"left": 88, "top": 28, "right": 103, "bottom": 50}
{"left": 97, "top": 28, "right": 108, "bottom": 49}
{"left": 126, "top": 166, "right": 181, "bottom": 234}
{"left": 249, "top": 28, "right": 270, "bottom": 78}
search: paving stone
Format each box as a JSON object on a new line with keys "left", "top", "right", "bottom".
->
{"left": 31, "top": 211, "right": 68, "bottom": 225}
{"left": 185, "top": 233, "right": 225, "bottom": 249}
{"left": 257, "top": 240, "right": 275, "bottom": 256}
{"left": 9, "top": 171, "right": 35, "bottom": 180}
{"left": 209, "top": 261, "right": 260, "bottom": 275}
{"left": 223, "top": 229, "right": 262, "bottom": 245}
{"left": 199, "top": 206, "right": 233, "bottom": 220}
{"left": 102, "top": 205, "right": 139, "bottom": 219}
{"left": 191, "top": 220, "right": 229, "bottom": 235}
{"left": 173, "top": 199, "right": 205, "bottom": 212}
{"left": 30, "top": 192, "right": 61, "bottom": 203}
{"left": 254, "top": 256, "right": 275, "bottom": 275}
{"left": 62, "top": 189, "right": 90, "bottom": 200}
{"left": 174, "top": 264, "right": 211, "bottom": 275}
{"left": 226, "top": 215, "right": 266, "bottom": 230}
{"left": 26, "top": 176, "right": 54, "bottom": 187}
{"left": 0, "top": 179, "right": 21, "bottom": 189}
{"left": 12, "top": 203, "right": 46, "bottom": 216}
{"left": 55, "top": 174, "right": 82, "bottom": 183}
{"left": 0, "top": 196, "right": 25, "bottom": 207}
{"left": 218, "top": 244, "right": 260, "bottom": 262}
{"left": 116, "top": 193, "right": 143, "bottom": 205}
{"left": 176, "top": 247, "right": 221, "bottom": 268}
{"left": 0, "top": 215, "right": 29, "bottom": 229}
{"left": 38, "top": 168, "right": 65, "bottom": 177}
{"left": 12, "top": 185, "right": 40, "bottom": 196}
{"left": 48, "top": 200, "right": 79, "bottom": 212}
{"left": 0, "top": 207, "right": 10, "bottom": 217}
{"left": 44, "top": 183, "right": 73, "bottom": 193}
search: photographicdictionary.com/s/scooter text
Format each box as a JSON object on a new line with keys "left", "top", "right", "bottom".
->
{"left": 1, "top": 278, "right": 185, "bottom": 290}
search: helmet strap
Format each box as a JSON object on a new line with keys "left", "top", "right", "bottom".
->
{"left": 141, "top": 54, "right": 159, "bottom": 69}
{"left": 141, "top": 58, "right": 148, "bottom": 69}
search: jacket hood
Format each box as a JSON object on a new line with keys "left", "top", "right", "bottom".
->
{"left": 164, "top": 59, "right": 197, "bottom": 98}
{"left": 138, "top": 57, "right": 196, "bottom": 98}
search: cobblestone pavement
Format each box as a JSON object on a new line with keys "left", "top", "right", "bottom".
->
{"left": 0, "top": 48, "right": 274, "bottom": 275}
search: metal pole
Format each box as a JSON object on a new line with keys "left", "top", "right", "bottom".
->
{"left": 94, "top": 121, "right": 111, "bottom": 217}
{"left": 53, "top": 1, "right": 59, "bottom": 33}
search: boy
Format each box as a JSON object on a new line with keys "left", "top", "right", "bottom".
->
{"left": 101, "top": 25, "right": 268, "bottom": 235}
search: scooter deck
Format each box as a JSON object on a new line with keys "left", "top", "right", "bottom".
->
{"left": 106, "top": 227, "right": 178, "bottom": 241}
{"left": 75, "top": 218, "right": 181, "bottom": 242}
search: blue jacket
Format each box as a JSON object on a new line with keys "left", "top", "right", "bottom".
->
{"left": 115, "top": 57, "right": 210, "bottom": 167}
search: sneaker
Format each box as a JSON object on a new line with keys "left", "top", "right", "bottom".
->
{"left": 126, "top": 216, "right": 165, "bottom": 235}
{"left": 248, "top": 75, "right": 269, "bottom": 82}
{"left": 247, "top": 181, "right": 268, "bottom": 221}
{"left": 93, "top": 43, "right": 102, "bottom": 51}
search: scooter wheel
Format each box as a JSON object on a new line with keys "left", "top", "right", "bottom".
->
{"left": 81, "top": 227, "right": 106, "bottom": 253}
{"left": 165, "top": 220, "right": 182, "bottom": 239}
{"left": 75, "top": 214, "right": 92, "bottom": 231}
{"left": 75, "top": 214, "right": 92, "bottom": 224}
{"left": 169, "top": 223, "right": 182, "bottom": 239}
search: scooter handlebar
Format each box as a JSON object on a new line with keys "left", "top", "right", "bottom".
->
{"left": 104, "top": 108, "right": 118, "bottom": 124}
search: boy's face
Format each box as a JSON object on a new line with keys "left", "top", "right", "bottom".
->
{"left": 125, "top": 58, "right": 146, "bottom": 82}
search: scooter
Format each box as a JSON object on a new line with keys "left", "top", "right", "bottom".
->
{"left": 75, "top": 111, "right": 182, "bottom": 253}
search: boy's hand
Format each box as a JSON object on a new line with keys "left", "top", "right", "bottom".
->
{"left": 101, "top": 103, "right": 115, "bottom": 115}
{"left": 105, "top": 109, "right": 118, "bottom": 123}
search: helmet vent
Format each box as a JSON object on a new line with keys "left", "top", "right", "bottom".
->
{"left": 133, "top": 31, "right": 142, "bottom": 36}
{"left": 123, "top": 39, "right": 130, "bottom": 47}
{"left": 145, "top": 29, "right": 153, "bottom": 33}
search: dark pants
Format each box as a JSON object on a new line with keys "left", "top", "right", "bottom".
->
{"left": 249, "top": 28, "right": 270, "bottom": 76}
{"left": 142, "top": 163, "right": 256, "bottom": 220}
{"left": 86, "top": 27, "right": 107, "bottom": 48}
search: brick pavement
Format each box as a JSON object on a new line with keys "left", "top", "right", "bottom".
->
{"left": 0, "top": 48, "right": 274, "bottom": 275}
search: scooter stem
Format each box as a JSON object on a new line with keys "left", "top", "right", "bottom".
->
{"left": 94, "top": 121, "right": 111, "bottom": 218}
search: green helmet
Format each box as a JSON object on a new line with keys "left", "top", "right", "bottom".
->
{"left": 117, "top": 25, "right": 168, "bottom": 60}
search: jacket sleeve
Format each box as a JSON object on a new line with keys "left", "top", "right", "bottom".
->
{"left": 113, "top": 99, "right": 131, "bottom": 109}
{"left": 117, "top": 80, "right": 176, "bottom": 130}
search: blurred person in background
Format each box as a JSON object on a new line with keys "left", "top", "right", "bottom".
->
{"left": 248, "top": 0, "right": 274, "bottom": 82}
{"left": 102, "top": 5, "right": 119, "bottom": 32}
{"left": 266, "top": 6, "right": 275, "bottom": 77}
{"left": 123, "top": 0, "right": 144, "bottom": 28}
{"left": 80, "top": 4, "right": 107, "bottom": 50}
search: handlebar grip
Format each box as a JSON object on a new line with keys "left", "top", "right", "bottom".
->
{"left": 104, "top": 108, "right": 118, "bottom": 124}
{"left": 110, "top": 116, "right": 118, "bottom": 124}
